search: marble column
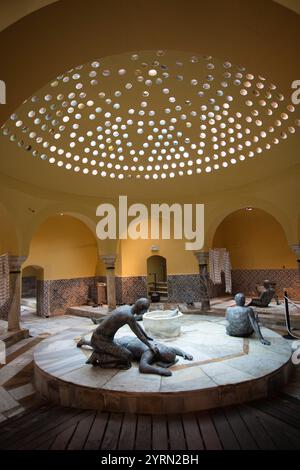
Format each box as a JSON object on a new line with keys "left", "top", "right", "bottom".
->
{"left": 8, "top": 255, "right": 26, "bottom": 331}
{"left": 194, "top": 251, "right": 210, "bottom": 311}
{"left": 101, "top": 255, "right": 117, "bottom": 311}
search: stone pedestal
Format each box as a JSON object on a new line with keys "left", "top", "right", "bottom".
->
{"left": 194, "top": 251, "right": 210, "bottom": 311}
{"left": 101, "top": 255, "right": 117, "bottom": 311}
{"left": 8, "top": 256, "right": 26, "bottom": 331}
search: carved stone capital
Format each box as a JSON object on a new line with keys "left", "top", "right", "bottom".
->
{"left": 101, "top": 254, "right": 117, "bottom": 269}
{"left": 290, "top": 244, "right": 300, "bottom": 260}
{"left": 194, "top": 251, "right": 209, "bottom": 265}
{"left": 8, "top": 255, "right": 26, "bottom": 273}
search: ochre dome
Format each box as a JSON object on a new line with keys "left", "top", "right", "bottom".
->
{"left": 2, "top": 49, "right": 299, "bottom": 182}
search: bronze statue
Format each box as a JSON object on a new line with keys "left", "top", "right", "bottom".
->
{"left": 226, "top": 293, "right": 271, "bottom": 345}
{"left": 78, "top": 298, "right": 157, "bottom": 369}
{"left": 91, "top": 297, "right": 150, "bottom": 324}
{"left": 78, "top": 335, "right": 193, "bottom": 376}
{"left": 247, "top": 280, "right": 276, "bottom": 308}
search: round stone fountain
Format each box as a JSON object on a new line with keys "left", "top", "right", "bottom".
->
{"left": 143, "top": 309, "right": 183, "bottom": 338}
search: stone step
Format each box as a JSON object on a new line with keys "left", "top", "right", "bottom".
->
{"left": 66, "top": 305, "right": 108, "bottom": 319}
{"left": 5, "top": 336, "right": 43, "bottom": 364}
{"left": 0, "top": 329, "right": 30, "bottom": 348}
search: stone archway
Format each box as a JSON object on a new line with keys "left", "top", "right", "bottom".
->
{"left": 212, "top": 207, "right": 300, "bottom": 299}
{"left": 21, "top": 265, "right": 44, "bottom": 316}
{"left": 24, "top": 212, "right": 100, "bottom": 316}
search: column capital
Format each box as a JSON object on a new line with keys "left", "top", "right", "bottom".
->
{"left": 290, "top": 244, "right": 300, "bottom": 260}
{"left": 8, "top": 255, "right": 26, "bottom": 272}
{"left": 194, "top": 251, "right": 209, "bottom": 265}
{"left": 101, "top": 254, "right": 117, "bottom": 269}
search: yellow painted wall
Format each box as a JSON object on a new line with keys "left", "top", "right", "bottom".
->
{"left": 118, "top": 237, "right": 199, "bottom": 276}
{"left": 0, "top": 161, "right": 299, "bottom": 279}
{"left": 0, "top": 204, "right": 19, "bottom": 255}
{"left": 213, "top": 209, "right": 297, "bottom": 269}
{"left": 23, "top": 215, "right": 98, "bottom": 280}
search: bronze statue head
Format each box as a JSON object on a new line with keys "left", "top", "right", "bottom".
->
{"left": 235, "top": 292, "right": 246, "bottom": 306}
{"left": 132, "top": 297, "right": 150, "bottom": 315}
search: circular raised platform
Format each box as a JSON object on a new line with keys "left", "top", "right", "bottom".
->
{"left": 34, "top": 315, "right": 292, "bottom": 414}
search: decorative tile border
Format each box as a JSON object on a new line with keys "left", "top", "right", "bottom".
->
{"left": 115, "top": 273, "right": 225, "bottom": 304}
{"left": 33, "top": 269, "right": 300, "bottom": 316}
{"left": 116, "top": 276, "right": 148, "bottom": 304}
{"left": 0, "top": 299, "right": 10, "bottom": 321}
{"left": 168, "top": 274, "right": 201, "bottom": 303}
{"left": 232, "top": 269, "right": 300, "bottom": 299}
{"left": 37, "top": 276, "right": 106, "bottom": 316}
{"left": 37, "top": 280, "right": 50, "bottom": 317}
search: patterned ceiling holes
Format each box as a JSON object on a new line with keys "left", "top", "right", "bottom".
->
{"left": 2, "top": 50, "right": 300, "bottom": 180}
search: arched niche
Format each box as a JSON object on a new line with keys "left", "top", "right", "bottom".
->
{"left": 147, "top": 255, "right": 168, "bottom": 300}
{"left": 212, "top": 208, "right": 296, "bottom": 270}
{"left": 21, "top": 265, "right": 44, "bottom": 316}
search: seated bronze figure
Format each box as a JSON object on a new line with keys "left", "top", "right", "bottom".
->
{"left": 226, "top": 293, "right": 271, "bottom": 345}
{"left": 247, "top": 280, "right": 276, "bottom": 308}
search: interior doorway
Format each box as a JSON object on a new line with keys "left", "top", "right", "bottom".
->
{"left": 21, "top": 265, "right": 44, "bottom": 316}
{"left": 147, "top": 255, "right": 168, "bottom": 301}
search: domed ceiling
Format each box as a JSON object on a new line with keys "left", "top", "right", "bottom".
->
{"left": 1, "top": 50, "right": 300, "bottom": 185}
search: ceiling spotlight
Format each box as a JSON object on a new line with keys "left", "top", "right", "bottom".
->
{"left": 245, "top": 207, "right": 253, "bottom": 211}
{"left": 148, "top": 69, "right": 157, "bottom": 77}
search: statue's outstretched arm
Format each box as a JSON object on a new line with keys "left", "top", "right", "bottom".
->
{"left": 128, "top": 318, "right": 158, "bottom": 354}
{"left": 248, "top": 310, "right": 271, "bottom": 345}
{"left": 169, "top": 346, "right": 193, "bottom": 361}
{"left": 135, "top": 320, "right": 153, "bottom": 340}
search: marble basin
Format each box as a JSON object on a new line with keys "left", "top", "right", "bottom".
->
{"left": 143, "top": 309, "right": 183, "bottom": 338}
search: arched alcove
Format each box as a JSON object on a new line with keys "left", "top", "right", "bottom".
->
{"left": 147, "top": 255, "right": 168, "bottom": 301}
{"left": 21, "top": 265, "right": 44, "bottom": 316}
{"left": 24, "top": 214, "right": 101, "bottom": 315}
{"left": 212, "top": 207, "right": 299, "bottom": 298}
{"left": 213, "top": 208, "right": 296, "bottom": 270}
{"left": 25, "top": 214, "right": 98, "bottom": 280}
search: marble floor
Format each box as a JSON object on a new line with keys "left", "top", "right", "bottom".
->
{"left": 33, "top": 315, "right": 292, "bottom": 413}
{"left": 0, "top": 305, "right": 299, "bottom": 420}
{"left": 0, "top": 307, "right": 94, "bottom": 422}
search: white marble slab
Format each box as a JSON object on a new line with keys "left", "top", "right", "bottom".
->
{"left": 34, "top": 317, "right": 291, "bottom": 393}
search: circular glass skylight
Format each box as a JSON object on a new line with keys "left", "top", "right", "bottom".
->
{"left": 1, "top": 50, "right": 299, "bottom": 179}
